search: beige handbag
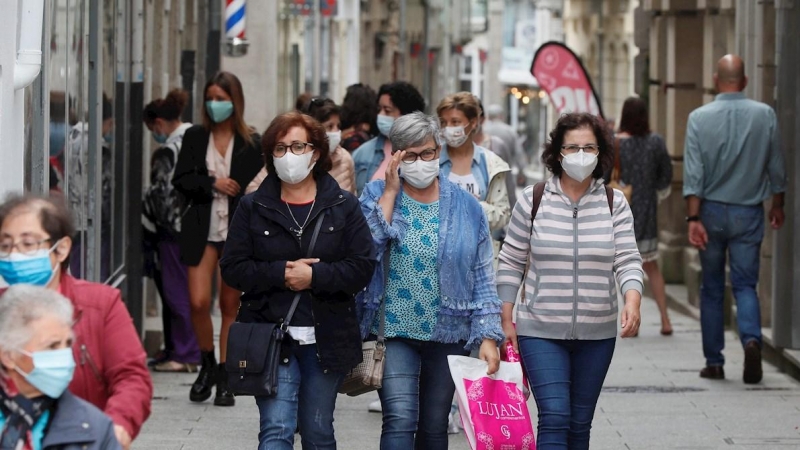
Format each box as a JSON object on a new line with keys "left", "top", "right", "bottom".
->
{"left": 607, "top": 137, "right": 633, "bottom": 203}
{"left": 338, "top": 253, "right": 388, "bottom": 397}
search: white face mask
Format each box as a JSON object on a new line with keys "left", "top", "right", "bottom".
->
{"left": 400, "top": 158, "right": 440, "bottom": 189}
{"left": 274, "top": 151, "right": 316, "bottom": 185}
{"left": 560, "top": 150, "right": 598, "bottom": 182}
{"left": 326, "top": 131, "right": 342, "bottom": 150}
{"left": 443, "top": 126, "right": 470, "bottom": 148}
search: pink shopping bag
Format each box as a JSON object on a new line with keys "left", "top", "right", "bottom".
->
{"left": 448, "top": 355, "right": 536, "bottom": 450}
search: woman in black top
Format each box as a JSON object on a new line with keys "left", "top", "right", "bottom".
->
{"left": 172, "top": 71, "right": 263, "bottom": 407}
{"left": 618, "top": 96, "right": 674, "bottom": 335}
{"left": 220, "top": 111, "right": 374, "bottom": 449}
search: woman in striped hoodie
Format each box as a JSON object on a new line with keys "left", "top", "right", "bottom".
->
{"left": 497, "top": 113, "right": 643, "bottom": 449}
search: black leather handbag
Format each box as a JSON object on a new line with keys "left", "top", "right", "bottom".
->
{"left": 225, "top": 216, "right": 324, "bottom": 397}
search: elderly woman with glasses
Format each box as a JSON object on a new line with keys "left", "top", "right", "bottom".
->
{"left": 357, "top": 111, "right": 504, "bottom": 450}
{"left": 0, "top": 285, "right": 121, "bottom": 450}
{"left": 220, "top": 111, "right": 374, "bottom": 450}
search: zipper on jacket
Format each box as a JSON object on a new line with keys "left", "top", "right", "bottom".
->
{"left": 570, "top": 205, "right": 579, "bottom": 339}
{"left": 81, "top": 344, "right": 103, "bottom": 381}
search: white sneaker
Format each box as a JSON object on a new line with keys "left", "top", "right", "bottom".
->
{"left": 368, "top": 399, "right": 382, "bottom": 413}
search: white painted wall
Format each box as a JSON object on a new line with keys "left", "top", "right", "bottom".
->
{"left": 0, "top": 0, "right": 23, "bottom": 198}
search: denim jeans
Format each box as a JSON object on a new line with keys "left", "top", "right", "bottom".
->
{"left": 518, "top": 337, "right": 616, "bottom": 450}
{"left": 699, "top": 201, "right": 764, "bottom": 367}
{"left": 255, "top": 343, "right": 344, "bottom": 450}
{"left": 377, "top": 338, "right": 469, "bottom": 450}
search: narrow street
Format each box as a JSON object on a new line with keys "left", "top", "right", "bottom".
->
{"left": 136, "top": 292, "right": 800, "bottom": 450}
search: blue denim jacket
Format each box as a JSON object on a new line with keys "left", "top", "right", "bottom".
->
{"left": 356, "top": 175, "right": 505, "bottom": 350}
{"left": 352, "top": 134, "right": 387, "bottom": 196}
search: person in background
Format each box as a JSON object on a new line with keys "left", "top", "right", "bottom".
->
{"left": 352, "top": 81, "right": 425, "bottom": 195}
{"left": 436, "top": 92, "right": 511, "bottom": 237}
{"left": 683, "top": 54, "right": 786, "bottom": 384}
{"left": 0, "top": 194, "right": 152, "bottom": 449}
{"left": 301, "top": 97, "right": 357, "bottom": 194}
{"left": 220, "top": 112, "right": 374, "bottom": 449}
{"left": 295, "top": 92, "right": 313, "bottom": 113}
{"left": 0, "top": 285, "right": 121, "bottom": 450}
{"left": 172, "top": 71, "right": 263, "bottom": 407}
{"left": 358, "top": 112, "right": 503, "bottom": 449}
{"left": 483, "top": 104, "right": 528, "bottom": 186}
{"left": 497, "top": 112, "right": 643, "bottom": 449}
{"left": 617, "top": 96, "right": 674, "bottom": 336}
{"left": 142, "top": 89, "right": 200, "bottom": 372}
{"left": 340, "top": 83, "right": 378, "bottom": 152}
{"left": 473, "top": 97, "right": 517, "bottom": 212}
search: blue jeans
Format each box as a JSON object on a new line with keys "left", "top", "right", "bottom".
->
{"left": 518, "top": 337, "right": 615, "bottom": 450}
{"left": 255, "top": 343, "right": 344, "bottom": 450}
{"left": 699, "top": 201, "right": 764, "bottom": 367}
{"left": 377, "top": 338, "right": 469, "bottom": 450}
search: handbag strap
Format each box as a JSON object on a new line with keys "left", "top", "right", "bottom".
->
{"left": 376, "top": 249, "right": 390, "bottom": 346}
{"left": 282, "top": 214, "right": 325, "bottom": 330}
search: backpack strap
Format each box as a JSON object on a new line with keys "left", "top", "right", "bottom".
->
{"left": 605, "top": 185, "right": 614, "bottom": 215}
{"left": 531, "top": 182, "right": 546, "bottom": 228}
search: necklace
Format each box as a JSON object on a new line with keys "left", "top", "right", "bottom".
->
{"left": 285, "top": 200, "right": 316, "bottom": 238}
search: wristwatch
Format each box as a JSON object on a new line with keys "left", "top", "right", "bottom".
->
{"left": 685, "top": 215, "right": 700, "bottom": 222}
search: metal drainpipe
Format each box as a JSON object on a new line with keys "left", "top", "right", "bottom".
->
{"left": 14, "top": 0, "right": 46, "bottom": 90}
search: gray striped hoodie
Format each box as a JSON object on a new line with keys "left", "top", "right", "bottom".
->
{"left": 497, "top": 176, "right": 644, "bottom": 340}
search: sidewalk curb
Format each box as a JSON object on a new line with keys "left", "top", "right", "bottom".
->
{"left": 664, "top": 283, "right": 800, "bottom": 382}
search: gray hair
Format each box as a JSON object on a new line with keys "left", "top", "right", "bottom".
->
{"left": 0, "top": 285, "right": 73, "bottom": 351}
{"left": 388, "top": 111, "right": 442, "bottom": 151}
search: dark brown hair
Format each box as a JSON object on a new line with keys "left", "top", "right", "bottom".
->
{"left": 340, "top": 83, "right": 377, "bottom": 133}
{"left": 0, "top": 193, "right": 75, "bottom": 271}
{"left": 302, "top": 97, "right": 340, "bottom": 125}
{"left": 143, "top": 89, "right": 189, "bottom": 125}
{"left": 261, "top": 112, "right": 333, "bottom": 176}
{"left": 618, "top": 97, "right": 651, "bottom": 137}
{"left": 542, "top": 113, "right": 614, "bottom": 179}
{"left": 202, "top": 71, "right": 254, "bottom": 146}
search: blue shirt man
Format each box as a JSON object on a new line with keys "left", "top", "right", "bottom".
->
{"left": 683, "top": 54, "right": 787, "bottom": 385}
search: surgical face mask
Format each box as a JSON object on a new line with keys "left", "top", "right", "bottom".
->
{"left": 377, "top": 115, "right": 395, "bottom": 137}
{"left": 0, "top": 242, "right": 60, "bottom": 286}
{"left": 14, "top": 348, "right": 76, "bottom": 399}
{"left": 326, "top": 131, "right": 342, "bottom": 150}
{"left": 103, "top": 132, "right": 114, "bottom": 145}
{"left": 400, "top": 158, "right": 440, "bottom": 189}
{"left": 206, "top": 100, "right": 234, "bottom": 123}
{"left": 560, "top": 150, "right": 598, "bottom": 182}
{"left": 153, "top": 127, "right": 169, "bottom": 144}
{"left": 443, "top": 125, "right": 470, "bottom": 148}
{"left": 274, "top": 151, "right": 316, "bottom": 185}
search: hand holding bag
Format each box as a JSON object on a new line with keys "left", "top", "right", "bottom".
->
{"left": 338, "top": 250, "right": 389, "bottom": 396}
{"left": 225, "top": 216, "right": 324, "bottom": 397}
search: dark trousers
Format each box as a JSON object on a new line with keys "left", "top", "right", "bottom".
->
{"left": 158, "top": 239, "right": 200, "bottom": 363}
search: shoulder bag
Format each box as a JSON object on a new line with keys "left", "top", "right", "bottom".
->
{"left": 225, "top": 215, "right": 324, "bottom": 397}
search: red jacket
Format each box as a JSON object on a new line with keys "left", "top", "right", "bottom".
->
{"left": 59, "top": 274, "right": 153, "bottom": 439}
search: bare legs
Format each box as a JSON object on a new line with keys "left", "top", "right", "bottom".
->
{"left": 643, "top": 260, "right": 672, "bottom": 335}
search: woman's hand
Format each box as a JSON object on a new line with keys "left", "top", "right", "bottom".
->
{"left": 114, "top": 425, "right": 132, "bottom": 450}
{"left": 214, "top": 177, "right": 241, "bottom": 197}
{"left": 500, "top": 303, "right": 517, "bottom": 358}
{"left": 284, "top": 258, "right": 319, "bottom": 291}
{"left": 479, "top": 339, "right": 501, "bottom": 375}
{"left": 620, "top": 291, "right": 642, "bottom": 338}
{"left": 384, "top": 150, "right": 405, "bottom": 195}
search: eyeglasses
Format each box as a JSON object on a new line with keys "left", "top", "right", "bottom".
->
{"left": 398, "top": 148, "right": 438, "bottom": 164}
{"left": 561, "top": 144, "right": 600, "bottom": 154}
{"left": 0, "top": 237, "right": 51, "bottom": 258}
{"left": 274, "top": 142, "right": 314, "bottom": 157}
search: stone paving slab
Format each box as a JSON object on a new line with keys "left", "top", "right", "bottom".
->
{"left": 135, "top": 295, "right": 800, "bottom": 449}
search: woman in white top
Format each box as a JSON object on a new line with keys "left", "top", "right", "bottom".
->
{"left": 172, "top": 71, "right": 263, "bottom": 407}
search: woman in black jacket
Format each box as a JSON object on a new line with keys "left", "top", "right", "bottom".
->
{"left": 171, "top": 71, "right": 263, "bottom": 407}
{"left": 220, "top": 112, "right": 374, "bottom": 450}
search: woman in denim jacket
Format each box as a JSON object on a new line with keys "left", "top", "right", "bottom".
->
{"left": 357, "top": 112, "right": 504, "bottom": 450}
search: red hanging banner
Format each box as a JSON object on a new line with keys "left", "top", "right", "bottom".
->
{"left": 531, "top": 41, "right": 605, "bottom": 119}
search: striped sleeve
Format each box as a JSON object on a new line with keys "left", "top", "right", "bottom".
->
{"left": 496, "top": 185, "right": 535, "bottom": 303}
{"left": 610, "top": 190, "right": 644, "bottom": 295}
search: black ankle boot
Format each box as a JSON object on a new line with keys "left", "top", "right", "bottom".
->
{"left": 190, "top": 350, "right": 217, "bottom": 402}
{"left": 214, "top": 363, "right": 235, "bottom": 406}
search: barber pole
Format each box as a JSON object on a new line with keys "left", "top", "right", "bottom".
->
{"left": 224, "top": 0, "right": 249, "bottom": 56}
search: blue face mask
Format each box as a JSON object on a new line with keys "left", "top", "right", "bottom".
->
{"left": 206, "top": 100, "right": 234, "bottom": 123}
{"left": 15, "top": 348, "right": 76, "bottom": 399}
{"left": 49, "top": 122, "right": 67, "bottom": 157}
{"left": 103, "top": 132, "right": 114, "bottom": 145}
{"left": 153, "top": 132, "right": 168, "bottom": 144}
{"left": 0, "top": 243, "right": 59, "bottom": 286}
{"left": 377, "top": 114, "right": 395, "bottom": 137}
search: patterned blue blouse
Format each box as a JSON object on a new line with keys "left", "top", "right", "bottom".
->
{"left": 372, "top": 194, "right": 440, "bottom": 341}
